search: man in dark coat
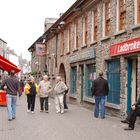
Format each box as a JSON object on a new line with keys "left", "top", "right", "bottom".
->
{"left": 92, "top": 71, "right": 109, "bottom": 119}
{"left": 0, "top": 70, "right": 20, "bottom": 121}
{"left": 122, "top": 96, "right": 140, "bottom": 130}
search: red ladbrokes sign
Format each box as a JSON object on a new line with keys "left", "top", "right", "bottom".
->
{"left": 110, "top": 37, "right": 140, "bottom": 56}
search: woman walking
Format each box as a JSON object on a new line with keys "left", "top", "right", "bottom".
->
{"left": 24, "top": 76, "right": 38, "bottom": 113}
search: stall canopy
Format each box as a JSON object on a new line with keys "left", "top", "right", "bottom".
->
{"left": 0, "top": 55, "right": 20, "bottom": 73}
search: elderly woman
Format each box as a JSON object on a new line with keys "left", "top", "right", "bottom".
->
{"left": 54, "top": 76, "right": 67, "bottom": 114}
{"left": 24, "top": 76, "right": 38, "bottom": 113}
{"left": 38, "top": 75, "right": 52, "bottom": 113}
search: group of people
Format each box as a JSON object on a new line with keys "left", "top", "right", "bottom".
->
{"left": 24, "top": 75, "right": 68, "bottom": 114}
{"left": 0, "top": 70, "right": 140, "bottom": 131}
{"left": 0, "top": 70, "right": 69, "bottom": 121}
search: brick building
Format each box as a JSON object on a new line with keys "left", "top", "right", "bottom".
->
{"left": 29, "top": 0, "right": 140, "bottom": 117}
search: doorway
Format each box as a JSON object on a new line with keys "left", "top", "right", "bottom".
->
{"left": 80, "top": 65, "right": 84, "bottom": 102}
{"left": 127, "top": 59, "right": 137, "bottom": 113}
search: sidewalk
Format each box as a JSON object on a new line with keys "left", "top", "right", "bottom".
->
{"left": 0, "top": 95, "right": 139, "bottom": 140}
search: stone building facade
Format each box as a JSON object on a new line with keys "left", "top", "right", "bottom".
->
{"left": 29, "top": 0, "right": 140, "bottom": 117}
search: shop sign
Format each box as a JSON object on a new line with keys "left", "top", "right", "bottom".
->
{"left": 70, "top": 48, "right": 96, "bottom": 63}
{"left": 110, "top": 37, "right": 140, "bottom": 56}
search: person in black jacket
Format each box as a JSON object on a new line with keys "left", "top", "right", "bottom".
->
{"left": 92, "top": 71, "right": 109, "bottom": 119}
{"left": 122, "top": 96, "right": 140, "bottom": 130}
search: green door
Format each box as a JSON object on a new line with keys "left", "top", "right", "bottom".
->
{"left": 80, "top": 65, "right": 84, "bottom": 101}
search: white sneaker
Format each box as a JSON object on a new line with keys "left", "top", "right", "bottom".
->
{"left": 31, "top": 111, "right": 34, "bottom": 114}
{"left": 27, "top": 109, "right": 30, "bottom": 113}
{"left": 56, "top": 111, "right": 60, "bottom": 114}
{"left": 61, "top": 111, "right": 64, "bottom": 114}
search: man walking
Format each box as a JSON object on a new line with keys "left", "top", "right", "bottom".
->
{"left": 38, "top": 75, "right": 52, "bottom": 113}
{"left": 54, "top": 76, "right": 67, "bottom": 114}
{"left": 0, "top": 70, "right": 20, "bottom": 121}
{"left": 92, "top": 71, "right": 109, "bottom": 119}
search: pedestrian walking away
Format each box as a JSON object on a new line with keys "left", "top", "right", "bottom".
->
{"left": 38, "top": 75, "right": 52, "bottom": 113}
{"left": 54, "top": 76, "right": 67, "bottom": 114}
{"left": 24, "top": 76, "right": 38, "bottom": 114}
{"left": 19, "top": 79, "right": 24, "bottom": 96}
{"left": 0, "top": 70, "right": 20, "bottom": 121}
{"left": 121, "top": 96, "right": 140, "bottom": 130}
{"left": 63, "top": 83, "right": 69, "bottom": 110}
{"left": 92, "top": 71, "right": 109, "bottom": 119}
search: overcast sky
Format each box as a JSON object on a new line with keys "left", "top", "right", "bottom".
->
{"left": 0, "top": 0, "right": 76, "bottom": 61}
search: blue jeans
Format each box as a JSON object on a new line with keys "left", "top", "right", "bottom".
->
{"left": 94, "top": 96, "right": 105, "bottom": 118}
{"left": 6, "top": 94, "right": 17, "bottom": 119}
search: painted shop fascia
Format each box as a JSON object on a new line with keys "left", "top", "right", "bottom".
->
{"left": 70, "top": 48, "right": 96, "bottom": 63}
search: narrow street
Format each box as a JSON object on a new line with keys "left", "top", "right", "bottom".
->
{"left": 0, "top": 95, "right": 139, "bottom": 140}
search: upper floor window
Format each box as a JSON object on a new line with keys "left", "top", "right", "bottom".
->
{"left": 94, "top": 8, "right": 98, "bottom": 41}
{"left": 134, "top": 0, "right": 140, "bottom": 24}
{"left": 104, "top": 0, "right": 111, "bottom": 37}
{"left": 60, "top": 31, "right": 64, "bottom": 56}
{"left": 67, "top": 25, "right": 71, "bottom": 53}
{"left": 74, "top": 20, "right": 78, "bottom": 50}
{"left": 82, "top": 14, "right": 88, "bottom": 46}
{"left": 117, "top": 0, "right": 126, "bottom": 31}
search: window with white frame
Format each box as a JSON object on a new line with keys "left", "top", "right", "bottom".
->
{"left": 134, "top": 0, "right": 140, "bottom": 24}
{"left": 82, "top": 14, "right": 88, "bottom": 46}
{"left": 117, "top": 0, "right": 126, "bottom": 31}
{"left": 103, "top": 0, "right": 111, "bottom": 37}
{"left": 67, "top": 26, "right": 70, "bottom": 53}
{"left": 91, "top": 8, "right": 98, "bottom": 42}
{"left": 74, "top": 21, "right": 78, "bottom": 50}
{"left": 60, "top": 31, "right": 64, "bottom": 55}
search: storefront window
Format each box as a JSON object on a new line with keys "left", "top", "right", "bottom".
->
{"left": 107, "top": 60, "right": 120, "bottom": 105}
{"left": 86, "top": 64, "right": 96, "bottom": 97}
{"left": 70, "top": 67, "right": 77, "bottom": 95}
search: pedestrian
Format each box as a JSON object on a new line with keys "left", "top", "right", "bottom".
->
{"left": 63, "top": 83, "right": 69, "bottom": 110}
{"left": 0, "top": 70, "right": 20, "bottom": 121}
{"left": 19, "top": 79, "right": 24, "bottom": 96}
{"left": 54, "top": 76, "right": 67, "bottom": 114}
{"left": 24, "top": 76, "right": 38, "bottom": 113}
{"left": 121, "top": 96, "right": 140, "bottom": 130}
{"left": 38, "top": 75, "right": 52, "bottom": 113}
{"left": 92, "top": 71, "right": 109, "bottom": 119}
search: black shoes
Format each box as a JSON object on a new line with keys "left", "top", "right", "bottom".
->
{"left": 124, "top": 127, "right": 134, "bottom": 130}
{"left": 121, "top": 120, "right": 129, "bottom": 124}
{"left": 8, "top": 119, "right": 12, "bottom": 121}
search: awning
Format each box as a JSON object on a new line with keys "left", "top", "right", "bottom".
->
{"left": 0, "top": 55, "right": 21, "bottom": 73}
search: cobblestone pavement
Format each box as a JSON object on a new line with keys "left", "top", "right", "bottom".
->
{"left": 0, "top": 95, "right": 139, "bottom": 140}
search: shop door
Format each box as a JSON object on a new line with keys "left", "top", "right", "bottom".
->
{"left": 80, "top": 65, "right": 84, "bottom": 101}
{"left": 127, "top": 59, "right": 137, "bottom": 113}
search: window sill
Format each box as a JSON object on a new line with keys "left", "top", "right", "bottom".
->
{"left": 114, "top": 29, "right": 127, "bottom": 37}
{"left": 73, "top": 49, "right": 78, "bottom": 52}
{"left": 105, "top": 102, "right": 120, "bottom": 110}
{"left": 100, "top": 36, "right": 110, "bottom": 42}
{"left": 66, "top": 52, "right": 70, "bottom": 55}
{"left": 81, "top": 44, "right": 87, "bottom": 48}
{"left": 131, "top": 24, "right": 140, "bottom": 30}
{"left": 60, "top": 54, "right": 64, "bottom": 57}
{"left": 69, "top": 94, "right": 77, "bottom": 99}
{"left": 83, "top": 96, "right": 94, "bottom": 103}
{"left": 90, "top": 41, "right": 97, "bottom": 46}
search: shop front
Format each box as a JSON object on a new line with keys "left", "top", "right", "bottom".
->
{"left": 110, "top": 37, "right": 140, "bottom": 113}
{"left": 69, "top": 48, "right": 96, "bottom": 103}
